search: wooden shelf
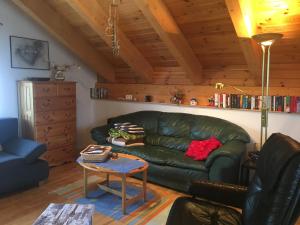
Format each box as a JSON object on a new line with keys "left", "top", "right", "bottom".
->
{"left": 93, "top": 83, "right": 300, "bottom": 115}
{"left": 93, "top": 98, "right": 300, "bottom": 115}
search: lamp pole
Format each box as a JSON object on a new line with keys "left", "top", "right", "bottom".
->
{"left": 252, "top": 33, "right": 283, "bottom": 149}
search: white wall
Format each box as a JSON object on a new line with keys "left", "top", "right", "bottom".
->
{"left": 92, "top": 100, "right": 300, "bottom": 147}
{"left": 0, "top": 0, "right": 96, "bottom": 148}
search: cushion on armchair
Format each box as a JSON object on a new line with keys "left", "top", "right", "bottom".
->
{"left": 0, "top": 118, "right": 18, "bottom": 144}
{"left": 3, "top": 138, "right": 46, "bottom": 164}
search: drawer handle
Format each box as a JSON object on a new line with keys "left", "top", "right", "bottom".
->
{"left": 42, "top": 88, "right": 50, "bottom": 93}
{"left": 43, "top": 127, "right": 52, "bottom": 136}
{"left": 65, "top": 101, "right": 72, "bottom": 105}
{"left": 64, "top": 126, "right": 71, "bottom": 133}
{"left": 65, "top": 113, "right": 71, "bottom": 117}
{"left": 43, "top": 115, "right": 50, "bottom": 120}
{"left": 42, "top": 99, "right": 51, "bottom": 107}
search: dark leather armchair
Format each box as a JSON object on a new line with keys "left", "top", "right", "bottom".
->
{"left": 166, "top": 133, "right": 300, "bottom": 225}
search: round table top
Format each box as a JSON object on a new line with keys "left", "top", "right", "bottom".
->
{"left": 78, "top": 153, "right": 148, "bottom": 175}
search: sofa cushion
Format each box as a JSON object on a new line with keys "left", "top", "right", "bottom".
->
{"left": 186, "top": 137, "right": 222, "bottom": 160}
{"left": 189, "top": 115, "right": 250, "bottom": 143}
{"left": 145, "top": 134, "right": 191, "bottom": 152}
{"left": 158, "top": 113, "right": 191, "bottom": 138}
{"left": 3, "top": 138, "right": 46, "bottom": 164}
{"left": 110, "top": 145, "right": 207, "bottom": 172}
{"left": 0, "top": 152, "right": 23, "bottom": 168}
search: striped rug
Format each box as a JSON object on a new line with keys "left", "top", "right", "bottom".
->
{"left": 50, "top": 175, "right": 179, "bottom": 225}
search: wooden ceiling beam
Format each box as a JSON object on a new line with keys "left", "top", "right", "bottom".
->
{"left": 12, "top": 0, "right": 116, "bottom": 82}
{"left": 225, "top": 0, "right": 261, "bottom": 85}
{"left": 134, "top": 0, "right": 203, "bottom": 84}
{"left": 65, "top": 0, "right": 153, "bottom": 83}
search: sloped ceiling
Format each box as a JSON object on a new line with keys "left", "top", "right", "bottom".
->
{"left": 12, "top": 0, "right": 300, "bottom": 87}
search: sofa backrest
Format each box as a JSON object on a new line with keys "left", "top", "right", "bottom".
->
{"left": 107, "top": 111, "right": 250, "bottom": 145}
{"left": 0, "top": 118, "right": 18, "bottom": 144}
{"left": 243, "top": 133, "right": 300, "bottom": 225}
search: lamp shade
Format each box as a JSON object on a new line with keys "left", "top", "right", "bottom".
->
{"left": 252, "top": 33, "right": 283, "bottom": 46}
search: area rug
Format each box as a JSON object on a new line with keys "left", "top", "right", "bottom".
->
{"left": 50, "top": 175, "right": 178, "bottom": 225}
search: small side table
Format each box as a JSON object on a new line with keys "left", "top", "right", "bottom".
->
{"left": 239, "top": 159, "right": 257, "bottom": 186}
{"left": 32, "top": 203, "right": 94, "bottom": 225}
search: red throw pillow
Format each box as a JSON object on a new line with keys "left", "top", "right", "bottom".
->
{"left": 185, "top": 137, "right": 222, "bottom": 160}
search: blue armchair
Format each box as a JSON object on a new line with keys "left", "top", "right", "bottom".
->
{"left": 0, "top": 118, "right": 49, "bottom": 195}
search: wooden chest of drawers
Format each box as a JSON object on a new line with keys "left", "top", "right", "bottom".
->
{"left": 18, "top": 81, "right": 76, "bottom": 166}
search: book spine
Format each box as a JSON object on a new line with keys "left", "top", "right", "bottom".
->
{"left": 285, "top": 96, "right": 291, "bottom": 113}
{"left": 291, "top": 96, "right": 296, "bottom": 112}
{"left": 214, "top": 93, "right": 219, "bottom": 107}
{"left": 227, "top": 95, "right": 231, "bottom": 109}
{"left": 251, "top": 96, "right": 255, "bottom": 110}
{"left": 297, "top": 97, "right": 300, "bottom": 112}
{"left": 275, "top": 96, "right": 279, "bottom": 111}
{"left": 247, "top": 95, "right": 251, "bottom": 109}
{"left": 259, "top": 96, "right": 262, "bottom": 110}
{"left": 223, "top": 93, "right": 227, "bottom": 108}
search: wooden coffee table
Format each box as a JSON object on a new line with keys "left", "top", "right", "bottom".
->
{"left": 77, "top": 153, "right": 148, "bottom": 214}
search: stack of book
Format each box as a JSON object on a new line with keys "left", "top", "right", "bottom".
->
{"left": 213, "top": 93, "right": 300, "bottom": 113}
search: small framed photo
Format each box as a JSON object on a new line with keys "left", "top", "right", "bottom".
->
{"left": 10, "top": 36, "right": 50, "bottom": 70}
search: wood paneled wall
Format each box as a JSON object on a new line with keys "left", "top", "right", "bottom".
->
{"left": 114, "top": 64, "right": 300, "bottom": 87}
{"left": 96, "top": 82, "right": 300, "bottom": 107}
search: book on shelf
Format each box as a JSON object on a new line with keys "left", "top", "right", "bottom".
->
{"left": 297, "top": 97, "right": 300, "bottom": 113}
{"left": 213, "top": 93, "right": 300, "bottom": 113}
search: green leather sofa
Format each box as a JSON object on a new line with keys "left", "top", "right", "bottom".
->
{"left": 91, "top": 111, "right": 250, "bottom": 192}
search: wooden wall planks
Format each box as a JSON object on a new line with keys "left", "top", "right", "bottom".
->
{"left": 96, "top": 82, "right": 300, "bottom": 107}
{"left": 114, "top": 64, "right": 300, "bottom": 88}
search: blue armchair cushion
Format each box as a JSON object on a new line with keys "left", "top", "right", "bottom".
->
{"left": 0, "top": 118, "right": 18, "bottom": 144}
{"left": 3, "top": 138, "right": 47, "bottom": 164}
{"left": 0, "top": 151, "right": 23, "bottom": 168}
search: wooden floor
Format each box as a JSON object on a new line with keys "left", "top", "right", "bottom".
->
{"left": 0, "top": 163, "right": 180, "bottom": 225}
{"left": 0, "top": 163, "right": 299, "bottom": 225}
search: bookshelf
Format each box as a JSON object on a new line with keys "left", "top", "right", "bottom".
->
{"left": 94, "top": 83, "right": 300, "bottom": 114}
{"left": 213, "top": 93, "right": 300, "bottom": 113}
{"left": 92, "top": 99, "right": 300, "bottom": 115}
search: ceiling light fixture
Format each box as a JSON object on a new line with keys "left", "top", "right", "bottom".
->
{"left": 105, "top": 0, "right": 121, "bottom": 56}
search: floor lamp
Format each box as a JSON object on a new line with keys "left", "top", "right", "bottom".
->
{"left": 252, "top": 33, "right": 283, "bottom": 149}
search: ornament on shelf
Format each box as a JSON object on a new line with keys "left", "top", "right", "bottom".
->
{"left": 170, "top": 89, "right": 185, "bottom": 105}
{"left": 50, "top": 63, "right": 80, "bottom": 80}
{"left": 190, "top": 98, "right": 198, "bottom": 106}
{"left": 208, "top": 96, "right": 215, "bottom": 106}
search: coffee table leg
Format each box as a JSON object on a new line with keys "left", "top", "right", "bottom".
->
{"left": 106, "top": 174, "right": 110, "bottom": 187}
{"left": 83, "top": 168, "right": 88, "bottom": 197}
{"left": 122, "top": 174, "right": 127, "bottom": 214}
{"left": 143, "top": 170, "right": 147, "bottom": 202}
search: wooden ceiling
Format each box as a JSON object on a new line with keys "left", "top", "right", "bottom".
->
{"left": 12, "top": 0, "right": 300, "bottom": 87}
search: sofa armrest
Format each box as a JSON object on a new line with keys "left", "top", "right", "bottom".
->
{"left": 3, "top": 138, "right": 46, "bottom": 164}
{"left": 91, "top": 125, "right": 108, "bottom": 145}
{"left": 189, "top": 180, "right": 247, "bottom": 208}
{"left": 205, "top": 140, "right": 246, "bottom": 168}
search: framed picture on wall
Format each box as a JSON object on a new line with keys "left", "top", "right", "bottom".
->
{"left": 10, "top": 36, "right": 50, "bottom": 70}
